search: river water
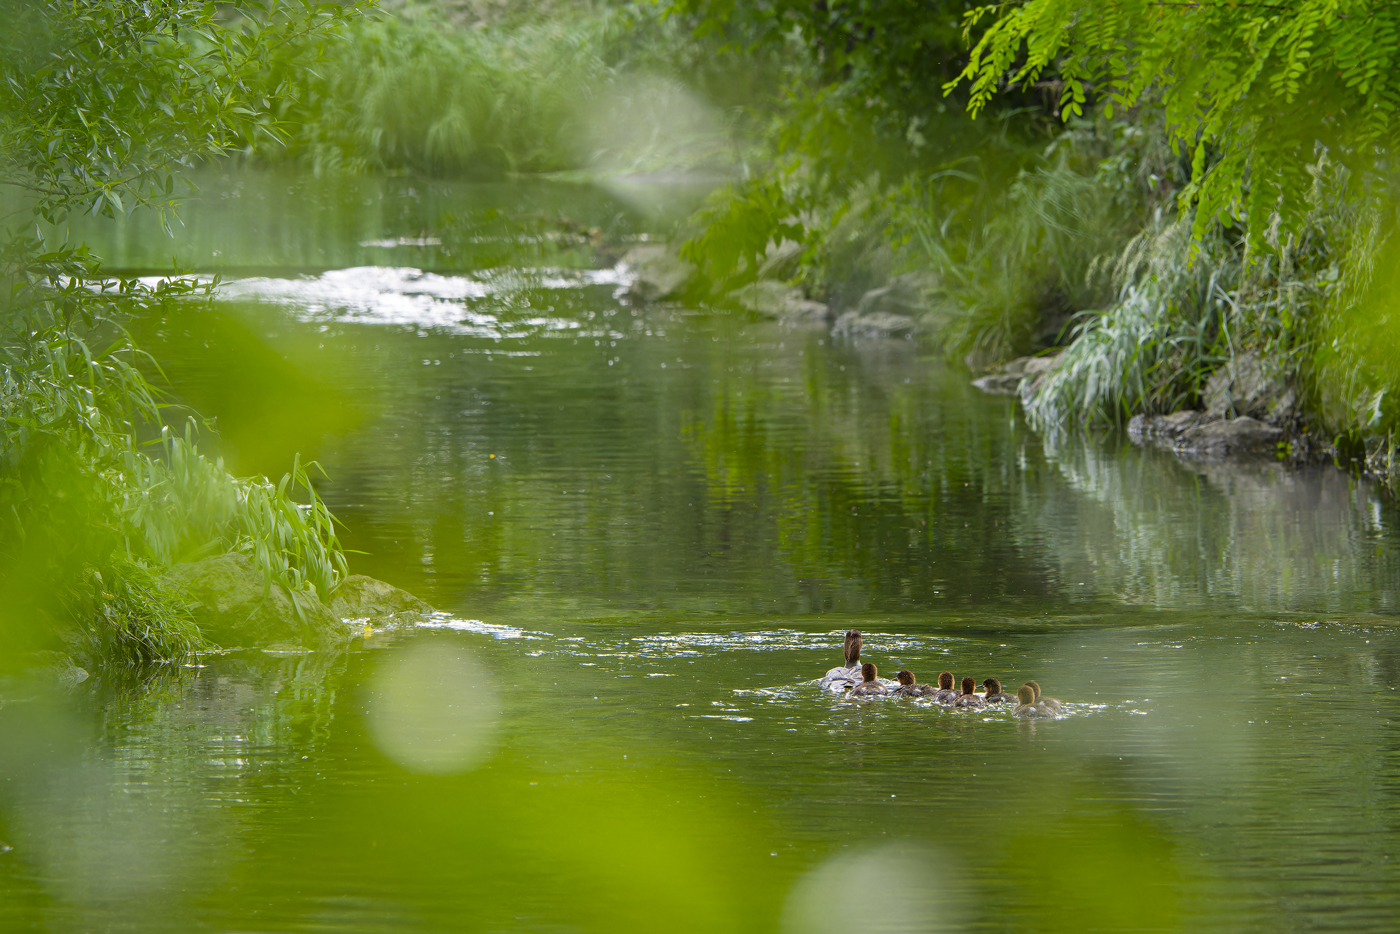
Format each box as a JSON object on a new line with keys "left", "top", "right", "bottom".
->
{"left": 5, "top": 172, "right": 1400, "bottom": 933}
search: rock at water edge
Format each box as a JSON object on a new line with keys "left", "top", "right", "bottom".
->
{"left": 1177, "top": 416, "right": 1284, "bottom": 457}
{"left": 622, "top": 245, "right": 695, "bottom": 302}
{"left": 164, "top": 554, "right": 344, "bottom": 647}
{"left": 1204, "top": 352, "right": 1296, "bottom": 424}
{"left": 329, "top": 575, "right": 436, "bottom": 624}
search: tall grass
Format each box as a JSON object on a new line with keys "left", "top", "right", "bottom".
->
{"left": 125, "top": 425, "right": 348, "bottom": 603}
{"left": 262, "top": 3, "right": 741, "bottom": 179}
{"left": 1, "top": 280, "right": 348, "bottom": 664}
{"left": 1019, "top": 219, "right": 1237, "bottom": 427}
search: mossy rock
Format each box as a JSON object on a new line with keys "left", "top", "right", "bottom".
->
{"left": 328, "top": 575, "right": 436, "bottom": 625}
{"left": 164, "top": 554, "right": 345, "bottom": 647}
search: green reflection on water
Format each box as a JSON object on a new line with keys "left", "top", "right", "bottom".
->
{"left": 5, "top": 173, "right": 1400, "bottom": 932}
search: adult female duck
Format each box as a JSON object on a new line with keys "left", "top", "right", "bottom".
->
{"left": 818, "top": 629, "right": 864, "bottom": 690}
{"left": 891, "top": 670, "right": 936, "bottom": 698}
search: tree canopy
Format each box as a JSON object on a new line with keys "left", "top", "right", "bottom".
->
{"left": 949, "top": 0, "right": 1400, "bottom": 253}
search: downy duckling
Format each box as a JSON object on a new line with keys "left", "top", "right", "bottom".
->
{"left": 1013, "top": 684, "right": 1051, "bottom": 718}
{"left": 850, "top": 662, "right": 887, "bottom": 696}
{"left": 933, "top": 671, "right": 959, "bottom": 705}
{"left": 981, "top": 678, "right": 1015, "bottom": 703}
{"left": 891, "top": 670, "right": 936, "bottom": 698}
{"left": 954, "top": 676, "right": 987, "bottom": 709}
{"left": 1025, "top": 679, "right": 1062, "bottom": 714}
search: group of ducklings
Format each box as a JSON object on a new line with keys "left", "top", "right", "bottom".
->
{"left": 819, "top": 630, "right": 1062, "bottom": 719}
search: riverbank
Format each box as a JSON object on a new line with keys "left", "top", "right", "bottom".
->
{"left": 260, "top": 1, "right": 1400, "bottom": 490}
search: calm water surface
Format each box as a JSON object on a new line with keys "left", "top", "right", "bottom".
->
{"left": 4, "top": 173, "right": 1400, "bottom": 933}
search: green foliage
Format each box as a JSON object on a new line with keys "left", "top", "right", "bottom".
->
{"left": 680, "top": 174, "right": 806, "bottom": 290}
{"left": 1022, "top": 219, "right": 1238, "bottom": 427}
{"left": 61, "top": 563, "right": 207, "bottom": 663}
{"left": 949, "top": 0, "right": 1400, "bottom": 256}
{"left": 928, "top": 115, "right": 1171, "bottom": 364}
{"left": 257, "top": 2, "right": 744, "bottom": 179}
{"left": 128, "top": 427, "right": 348, "bottom": 604}
{"left": 270, "top": 10, "right": 612, "bottom": 176}
{"left": 1, "top": 0, "right": 363, "bottom": 224}
{"left": 1, "top": 0, "right": 358, "bottom": 665}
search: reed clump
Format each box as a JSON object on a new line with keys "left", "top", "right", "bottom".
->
{"left": 261, "top": 2, "right": 741, "bottom": 179}
{"left": 1, "top": 0, "right": 357, "bottom": 669}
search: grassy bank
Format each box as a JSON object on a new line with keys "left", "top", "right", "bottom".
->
{"left": 654, "top": 0, "right": 1400, "bottom": 482}
{"left": 251, "top": 1, "right": 771, "bottom": 180}
{"left": 1, "top": 1, "right": 355, "bottom": 671}
{"left": 251, "top": 0, "right": 1400, "bottom": 477}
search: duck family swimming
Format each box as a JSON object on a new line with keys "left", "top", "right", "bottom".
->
{"left": 817, "top": 631, "right": 1064, "bottom": 717}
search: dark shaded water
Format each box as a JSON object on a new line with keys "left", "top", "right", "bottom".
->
{"left": 5, "top": 173, "right": 1400, "bottom": 933}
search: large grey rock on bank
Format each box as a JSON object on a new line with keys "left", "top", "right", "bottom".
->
{"left": 972, "top": 354, "right": 1058, "bottom": 395}
{"left": 165, "top": 554, "right": 345, "bottom": 646}
{"left": 1204, "top": 351, "right": 1296, "bottom": 423}
{"left": 832, "top": 274, "right": 931, "bottom": 338}
{"left": 728, "top": 280, "right": 831, "bottom": 324}
{"left": 329, "top": 575, "right": 435, "bottom": 624}
{"left": 1129, "top": 410, "right": 1284, "bottom": 458}
{"left": 1127, "top": 409, "right": 1211, "bottom": 441}
{"left": 622, "top": 244, "right": 695, "bottom": 302}
{"left": 1178, "top": 416, "right": 1285, "bottom": 457}
{"left": 833, "top": 309, "right": 915, "bottom": 337}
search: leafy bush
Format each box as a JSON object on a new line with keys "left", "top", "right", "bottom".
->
{"left": 1, "top": 0, "right": 357, "bottom": 666}
{"left": 950, "top": 0, "right": 1400, "bottom": 257}
{"left": 258, "top": 2, "right": 745, "bottom": 179}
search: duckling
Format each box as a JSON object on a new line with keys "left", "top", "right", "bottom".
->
{"left": 819, "top": 629, "right": 864, "bottom": 689}
{"left": 1025, "top": 679, "right": 1062, "bottom": 714}
{"left": 891, "top": 670, "right": 936, "bottom": 698}
{"left": 981, "top": 678, "right": 1015, "bottom": 703}
{"left": 954, "top": 675, "right": 987, "bottom": 709}
{"left": 850, "top": 662, "right": 887, "bottom": 696}
{"left": 933, "top": 671, "right": 958, "bottom": 705}
{"left": 1013, "top": 683, "right": 1051, "bottom": 718}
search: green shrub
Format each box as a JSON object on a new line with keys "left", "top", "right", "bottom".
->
{"left": 1, "top": 0, "right": 356, "bottom": 667}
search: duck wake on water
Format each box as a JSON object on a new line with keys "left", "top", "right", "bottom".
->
{"left": 808, "top": 629, "right": 1072, "bottom": 719}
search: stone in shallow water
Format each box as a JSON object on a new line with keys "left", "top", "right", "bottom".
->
{"left": 621, "top": 244, "right": 695, "bottom": 302}
{"left": 972, "top": 354, "right": 1058, "bottom": 395}
{"left": 164, "top": 554, "right": 344, "bottom": 647}
{"left": 1128, "top": 411, "right": 1285, "bottom": 457}
{"left": 1177, "top": 416, "right": 1285, "bottom": 457}
{"left": 728, "top": 280, "right": 832, "bottom": 325}
{"left": 328, "top": 575, "right": 435, "bottom": 624}
{"left": 833, "top": 309, "right": 915, "bottom": 337}
{"left": 1128, "top": 409, "right": 1211, "bottom": 441}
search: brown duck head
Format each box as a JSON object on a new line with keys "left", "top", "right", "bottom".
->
{"left": 1016, "top": 684, "right": 1036, "bottom": 705}
{"left": 844, "top": 629, "right": 863, "bottom": 666}
{"left": 960, "top": 676, "right": 976, "bottom": 696}
{"left": 861, "top": 662, "right": 878, "bottom": 683}
{"left": 1026, "top": 680, "right": 1042, "bottom": 700}
{"left": 938, "top": 671, "right": 954, "bottom": 690}
{"left": 981, "top": 677, "right": 1002, "bottom": 696}
{"left": 896, "top": 670, "right": 915, "bottom": 686}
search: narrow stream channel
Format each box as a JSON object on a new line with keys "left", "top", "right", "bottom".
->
{"left": 4, "top": 171, "right": 1400, "bottom": 933}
